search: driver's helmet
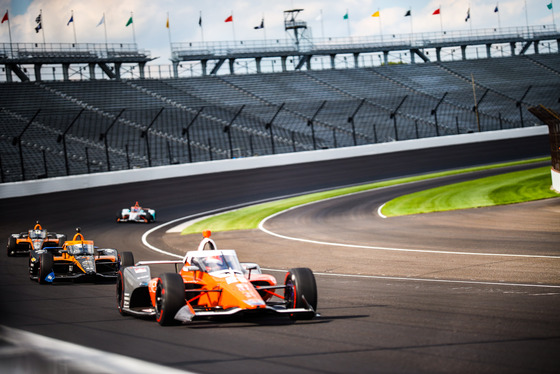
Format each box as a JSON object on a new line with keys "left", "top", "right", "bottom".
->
{"left": 131, "top": 201, "right": 141, "bottom": 212}
{"left": 30, "top": 229, "right": 45, "bottom": 239}
{"left": 203, "top": 255, "right": 225, "bottom": 272}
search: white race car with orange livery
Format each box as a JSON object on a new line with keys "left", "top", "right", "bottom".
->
{"left": 116, "top": 201, "right": 156, "bottom": 223}
{"left": 116, "top": 230, "right": 318, "bottom": 325}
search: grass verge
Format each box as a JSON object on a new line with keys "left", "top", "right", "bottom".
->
{"left": 381, "top": 166, "right": 558, "bottom": 216}
{"left": 182, "top": 157, "right": 553, "bottom": 234}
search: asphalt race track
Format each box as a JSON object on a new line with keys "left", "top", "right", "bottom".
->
{"left": 1, "top": 135, "right": 559, "bottom": 374}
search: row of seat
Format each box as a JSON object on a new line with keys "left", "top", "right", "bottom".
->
{"left": 1, "top": 54, "right": 558, "bottom": 182}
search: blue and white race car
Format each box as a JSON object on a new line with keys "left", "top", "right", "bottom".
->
{"left": 116, "top": 202, "right": 156, "bottom": 223}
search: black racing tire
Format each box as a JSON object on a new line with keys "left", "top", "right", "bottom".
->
{"left": 155, "top": 273, "right": 185, "bottom": 326}
{"left": 7, "top": 236, "right": 17, "bottom": 257}
{"left": 119, "top": 251, "right": 135, "bottom": 269}
{"left": 284, "top": 267, "right": 318, "bottom": 320}
{"left": 116, "top": 212, "right": 124, "bottom": 223}
{"left": 116, "top": 270, "right": 128, "bottom": 316}
{"left": 38, "top": 252, "right": 54, "bottom": 284}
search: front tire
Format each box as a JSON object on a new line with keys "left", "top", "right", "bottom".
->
{"left": 155, "top": 273, "right": 185, "bottom": 326}
{"left": 116, "top": 270, "right": 127, "bottom": 315}
{"left": 119, "top": 251, "right": 135, "bottom": 269}
{"left": 7, "top": 236, "right": 16, "bottom": 257}
{"left": 284, "top": 267, "right": 318, "bottom": 320}
{"left": 38, "top": 252, "right": 53, "bottom": 284}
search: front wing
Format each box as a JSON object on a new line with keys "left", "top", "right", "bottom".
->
{"left": 174, "top": 304, "right": 317, "bottom": 323}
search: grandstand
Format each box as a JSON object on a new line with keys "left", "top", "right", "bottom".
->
{"left": 1, "top": 32, "right": 559, "bottom": 183}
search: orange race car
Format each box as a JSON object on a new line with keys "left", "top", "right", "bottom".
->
{"left": 29, "top": 228, "right": 129, "bottom": 284}
{"left": 116, "top": 230, "right": 318, "bottom": 325}
{"left": 7, "top": 222, "right": 66, "bottom": 257}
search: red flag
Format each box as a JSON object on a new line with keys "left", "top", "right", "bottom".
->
{"left": 224, "top": 15, "right": 233, "bottom": 22}
{"left": 1, "top": 11, "right": 8, "bottom": 23}
{"left": 432, "top": 8, "right": 440, "bottom": 15}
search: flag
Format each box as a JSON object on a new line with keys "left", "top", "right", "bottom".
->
{"left": 343, "top": 11, "right": 348, "bottom": 20}
{"left": 1, "top": 11, "right": 8, "bottom": 24}
{"left": 67, "top": 15, "right": 73, "bottom": 26}
{"left": 198, "top": 15, "right": 202, "bottom": 26}
{"left": 547, "top": 2, "right": 553, "bottom": 10}
{"left": 34, "top": 12, "right": 42, "bottom": 33}
{"left": 494, "top": 5, "right": 499, "bottom": 13}
{"left": 432, "top": 8, "right": 440, "bottom": 15}
{"left": 97, "top": 15, "right": 104, "bottom": 27}
{"left": 372, "top": 11, "right": 380, "bottom": 17}
{"left": 254, "top": 18, "right": 264, "bottom": 29}
{"left": 404, "top": 10, "right": 411, "bottom": 17}
{"left": 126, "top": 16, "right": 133, "bottom": 27}
{"left": 225, "top": 14, "right": 233, "bottom": 22}
{"left": 465, "top": 8, "right": 470, "bottom": 22}
{"left": 166, "top": 16, "right": 169, "bottom": 28}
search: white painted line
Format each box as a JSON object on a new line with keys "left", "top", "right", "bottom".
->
{"left": 377, "top": 203, "right": 387, "bottom": 219}
{"left": 259, "top": 217, "right": 560, "bottom": 259}
{"left": 261, "top": 268, "right": 560, "bottom": 289}
{"left": 258, "top": 195, "right": 560, "bottom": 259}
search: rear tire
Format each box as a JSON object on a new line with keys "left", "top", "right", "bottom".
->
{"left": 284, "top": 267, "right": 318, "bottom": 320}
{"left": 155, "top": 273, "right": 185, "bottom": 326}
{"left": 38, "top": 253, "right": 53, "bottom": 284}
{"left": 119, "top": 251, "right": 135, "bottom": 269}
{"left": 57, "top": 235, "right": 67, "bottom": 247}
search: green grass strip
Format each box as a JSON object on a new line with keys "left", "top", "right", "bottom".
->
{"left": 381, "top": 166, "right": 558, "bottom": 216}
{"left": 182, "top": 157, "right": 552, "bottom": 234}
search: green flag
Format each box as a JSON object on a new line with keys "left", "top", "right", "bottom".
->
{"left": 126, "top": 16, "right": 133, "bottom": 26}
{"left": 343, "top": 11, "right": 348, "bottom": 20}
{"left": 547, "top": 2, "right": 553, "bottom": 10}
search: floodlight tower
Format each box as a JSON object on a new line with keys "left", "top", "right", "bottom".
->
{"left": 284, "top": 9, "right": 312, "bottom": 50}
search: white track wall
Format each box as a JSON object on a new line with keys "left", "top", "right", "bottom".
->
{"left": 551, "top": 168, "right": 560, "bottom": 193}
{"left": 0, "top": 126, "right": 549, "bottom": 199}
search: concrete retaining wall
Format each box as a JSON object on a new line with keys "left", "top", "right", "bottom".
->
{"left": 0, "top": 126, "right": 549, "bottom": 199}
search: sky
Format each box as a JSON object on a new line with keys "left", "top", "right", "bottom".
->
{"left": 0, "top": 0, "right": 557, "bottom": 65}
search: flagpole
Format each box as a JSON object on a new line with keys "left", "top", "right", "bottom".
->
{"left": 5, "top": 10, "right": 13, "bottom": 58}
{"left": 71, "top": 10, "right": 77, "bottom": 44}
{"left": 320, "top": 9, "right": 324, "bottom": 39}
{"left": 167, "top": 12, "right": 172, "bottom": 55}
{"left": 262, "top": 14, "right": 267, "bottom": 43}
{"left": 439, "top": 5, "right": 443, "bottom": 34}
{"left": 130, "top": 12, "right": 136, "bottom": 45}
{"left": 496, "top": 2, "right": 501, "bottom": 30}
{"left": 199, "top": 11, "right": 204, "bottom": 44}
{"left": 231, "top": 11, "right": 236, "bottom": 43}
{"left": 103, "top": 12, "right": 108, "bottom": 52}
{"left": 550, "top": 1, "right": 556, "bottom": 29}
{"left": 378, "top": 9, "right": 383, "bottom": 42}
{"left": 409, "top": 9, "right": 413, "bottom": 43}
{"left": 345, "top": 9, "right": 351, "bottom": 39}
{"left": 40, "top": 9, "right": 46, "bottom": 47}
{"left": 524, "top": 0, "right": 529, "bottom": 35}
